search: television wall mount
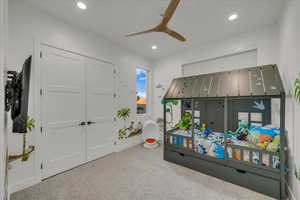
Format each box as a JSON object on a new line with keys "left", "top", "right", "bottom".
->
{"left": 5, "top": 70, "right": 18, "bottom": 112}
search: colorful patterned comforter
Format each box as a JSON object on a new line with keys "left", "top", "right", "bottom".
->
{"left": 171, "top": 129, "right": 280, "bottom": 169}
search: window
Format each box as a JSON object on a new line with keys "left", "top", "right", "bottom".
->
{"left": 237, "top": 112, "right": 263, "bottom": 126}
{"left": 136, "top": 68, "right": 148, "bottom": 114}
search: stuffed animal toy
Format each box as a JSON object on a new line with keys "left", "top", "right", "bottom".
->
{"left": 266, "top": 135, "right": 280, "bottom": 152}
{"left": 176, "top": 112, "right": 192, "bottom": 130}
{"left": 228, "top": 120, "right": 249, "bottom": 140}
{"left": 257, "top": 142, "right": 270, "bottom": 150}
{"left": 259, "top": 134, "right": 273, "bottom": 143}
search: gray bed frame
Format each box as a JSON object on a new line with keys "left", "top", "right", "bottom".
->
{"left": 163, "top": 65, "right": 287, "bottom": 199}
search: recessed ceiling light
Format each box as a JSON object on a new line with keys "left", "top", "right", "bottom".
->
{"left": 228, "top": 13, "right": 238, "bottom": 21}
{"left": 152, "top": 45, "right": 157, "bottom": 50}
{"left": 77, "top": 1, "right": 87, "bottom": 10}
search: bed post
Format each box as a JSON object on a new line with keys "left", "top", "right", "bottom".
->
{"left": 163, "top": 100, "right": 167, "bottom": 148}
{"left": 191, "top": 99, "right": 195, "bottom": 151}
{"left": 224, "top": 97, "right": 228, "bottom": 160}
{"left": 280, "top": 93, "right": 286, "bottom": 200}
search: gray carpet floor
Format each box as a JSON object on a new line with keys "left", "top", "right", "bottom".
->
{"left": 11, "top": 145, "right": 274, "bottom": 200}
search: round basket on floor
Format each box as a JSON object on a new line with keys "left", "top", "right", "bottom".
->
{"left": 142, "top": 120, "right": 160, "bottom": 149}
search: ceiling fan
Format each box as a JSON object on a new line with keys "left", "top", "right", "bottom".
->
{"left": 126, "top": 0, "right": 186, "bottom": 42}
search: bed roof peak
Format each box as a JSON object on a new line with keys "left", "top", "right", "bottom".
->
{"left": 164, "top": 65, "right": 285, "bottom": 99}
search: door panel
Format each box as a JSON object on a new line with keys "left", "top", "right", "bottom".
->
{"left": 87, "top": 90, "right": 114, "bottom": 117}
{"left": 85, "top": 58, "right": 115, "bottom": 162}
{"left": 86, "top": 119, "right": 114, "bottom": 161}
{"left": 41, "top": 46, "right": 86, "bottom": 178}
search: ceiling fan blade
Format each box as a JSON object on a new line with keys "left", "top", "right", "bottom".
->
{"left": 126, "top": 28, "right": 155, "bottom": 37}
{"left": 164, "top": 28, "right": 186, "bottom": 42}
{"left": 161, "top": 0, "right": 181, "bottom": 26}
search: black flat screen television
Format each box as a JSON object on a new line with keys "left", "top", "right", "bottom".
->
{"left": 11, "top": 56, "right": 32, "bottom": 133}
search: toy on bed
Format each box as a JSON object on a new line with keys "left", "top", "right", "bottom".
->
{"left": 266, "top": 135, "right": 280, "bottom": 152}
{"left": 175, "top": 112, "right": 192, "bottom": 130}
{"left": 195, "top": 119, "right": 203, "bottom": 130}
{"left": 247, "top": 125, "right": 280, "bottom": 151}
{"left": 199, "top": 123, "right": 214, "bottom": 137}
{"left": 228, "top": 120, "right": 249, "bottom": 140}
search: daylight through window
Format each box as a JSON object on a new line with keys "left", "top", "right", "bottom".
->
{"left": 136, "top": 68, "right": 148, "bottom": 114}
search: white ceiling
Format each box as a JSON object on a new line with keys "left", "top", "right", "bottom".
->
{"left": 27, "top": 0, "right": 284, "bottom": 60}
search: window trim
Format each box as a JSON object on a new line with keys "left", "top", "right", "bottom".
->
{"left": 136, "top": 66, "right": 152, "bottom": 116}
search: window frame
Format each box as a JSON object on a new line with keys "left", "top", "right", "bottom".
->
{"left": 237, "top": 111, "right": 263, "bottom": 127}
{"left": 136, "top": 66, "right": 152, "bottom": 116}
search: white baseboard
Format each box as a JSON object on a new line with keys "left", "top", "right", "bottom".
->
{"left": 8, "top": 177, "right": 38, "bottom": 195}
{"left": 114, "top": 135, "right": 143, "bottom": 152}
{"left": 287, "top": 183, "right": 297, "bottom": 200}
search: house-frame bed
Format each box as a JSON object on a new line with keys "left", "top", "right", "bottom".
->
{"left": 163, "top": 65, "right": 287, "bottom": 199}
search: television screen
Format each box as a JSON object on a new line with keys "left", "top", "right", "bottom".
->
{"left": 11, "top": 56, "right": 31, "bottom": 133}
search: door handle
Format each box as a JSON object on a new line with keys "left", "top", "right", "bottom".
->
{"left": 87, "top": 121, "right": 96, "bottom": 125}
{"left": 78, "top": 122, "right": 86, "bottom": 126}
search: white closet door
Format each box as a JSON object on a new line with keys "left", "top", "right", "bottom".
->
{"left": 85, "top": 58, "right": 115, "bottom": 162}
{"left": 41, "top": 46, "right": 86, "bottom": 179}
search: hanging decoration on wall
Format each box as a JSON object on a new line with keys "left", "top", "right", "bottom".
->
{"left": 117, "top": 108, "right": 131, "bottom": 139}
{"left": 8, "top": 116, "right": 35, "bottom": 163}
{"left": 253, "top": 100, "right": 265, "bottom": 110}
{"left": 117, "top": 108, "right": 143, "bottom": 140}
{"left": 156, "top": 83, "right": 165, "bottom": 99}
{"left": 294, "top": 73, "right": 300, "bottom": 103}
{"left": 127, "top": 121, "right": 143, "bottom": 138}
{"left": 294, "top": 74, "right": 300, "bottom": 180}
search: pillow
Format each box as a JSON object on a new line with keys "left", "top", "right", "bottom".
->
{"left": 249, "top": 125, "right": 280, "bottom": 137}
{"left": 247, "top": 125, "right": 280, "bottom": 144}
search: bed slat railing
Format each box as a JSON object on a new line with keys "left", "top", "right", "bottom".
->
{"left": 227, "top": 143, "right": 280, "bottom": 170}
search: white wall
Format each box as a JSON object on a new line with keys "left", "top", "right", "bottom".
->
{"left": 7, "top": 0, "right": 300, "bottom": 199}
{"left": 153, "top": 25, "right": 279, "bottom": 120}
{"left": 7, "top": 0, "right": 152, "bottom": 193}
{"left": 0, "top": 0, "right": 8, "bottom": 199}
{"left": 182, "top": 49, "right": 257, "bottom": 76}
{"left": 278, "top": 0, "right": 300, "bottom": 199}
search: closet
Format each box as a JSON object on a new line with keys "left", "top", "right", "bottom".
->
{"left": 40, "top": 45, "right": 115, "bottom": 178}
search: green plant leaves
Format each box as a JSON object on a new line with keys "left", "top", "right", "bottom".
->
{"left": 117, "top": 108, "right": 131, "bottom": 120}
{"left": 171, "top": 100, "right": 179, "bottom": 105}
{"left": 160, "top": 99, "right": 179, "bottom": 105}
{"left": 295, "top": 74, "right": 300, "bottom": 103}
{"left": 178, "top": 112, "right": 192, "bottom": 130}
{"left": 22, "top": 153, "right": 29, "bottom": 162}
{"left": 26, "top": 116, "right": 35, "bottom": 132}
